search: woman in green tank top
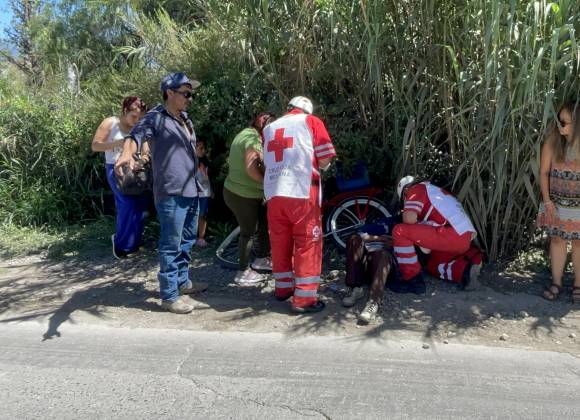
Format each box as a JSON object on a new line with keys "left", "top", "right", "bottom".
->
{"left": 224, "top": 112, "right": 276, "bottom": 284}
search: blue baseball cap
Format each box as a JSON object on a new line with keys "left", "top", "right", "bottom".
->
{"left": 160, "top": 72, "right": 201, "bottom": 93}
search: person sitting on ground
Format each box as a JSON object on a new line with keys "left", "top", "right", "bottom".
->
{"left": 195, "top": 139, "right": 212, "bottom": 247}
{"left": 91, "top": 96, "right": 149, "bottom": 260}
{"left": 391, "top": 176, "right": 483, "bottom": 294}
{"left": 537, "top": 101, "right": 580, "bottom": 304}
{"left": 223, "top": 112, "right": 276, "bottom": 285}
{"left": 342, "top": 218, "right": 399, "bottom": 324}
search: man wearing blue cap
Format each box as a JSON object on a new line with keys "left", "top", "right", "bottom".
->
{"left": 115, "top": 72, "right": 207, "bottom": 314}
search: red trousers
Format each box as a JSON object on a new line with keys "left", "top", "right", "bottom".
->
{"left": 425, "top": 244, "right": 483, "bottom": 283}
{"left": 268, "top": 186, "right": 322, "bottom": 308}
{"left": 393, "top": 223, "right": 473, "bottom": 281}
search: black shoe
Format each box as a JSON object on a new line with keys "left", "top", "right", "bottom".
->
{"left": 388, "top": 273, "right": 426, "bottom": 295}
{"left": 275, "top": 294, "right": 292, "bottom": 302}
{"left": 291, "top": 300, "right": 326, "bottom": 313}
{"left": 460, "top": 263, "right": 481, "bottom": 291}
{"left": 459, "top": 263, "right": 472, "bottom": 291}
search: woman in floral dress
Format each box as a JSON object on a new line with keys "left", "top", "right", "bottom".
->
{"left": 538, "top": 101, "right": 580, "bottom": 303}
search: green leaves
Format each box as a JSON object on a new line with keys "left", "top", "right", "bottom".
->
{"left": 1, "top": 0, "right": 579, "bottom": 260}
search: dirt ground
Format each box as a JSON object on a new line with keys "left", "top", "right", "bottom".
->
{"left": 0, "top": 243, "right": 579, "bottom": 357}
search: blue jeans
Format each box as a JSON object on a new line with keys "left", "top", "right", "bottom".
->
{"left": 155, "top": 195, "right": 199, "bottom": 302}
{"left": 105, "top": 164, "right": 148, "bottom": 253}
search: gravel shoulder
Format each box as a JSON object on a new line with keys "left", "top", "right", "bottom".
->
{"left": 0, "top": 244, "right": 578, "bottom": 356}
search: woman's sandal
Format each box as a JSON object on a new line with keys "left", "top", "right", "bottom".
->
{"left": 543, "top": 283, "right": 562, "bottom": 301}
{"left": 572, "top": 287, "right": 580, "bottom": 304}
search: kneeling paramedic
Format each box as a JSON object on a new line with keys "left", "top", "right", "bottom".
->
{"left": 391, "top": 176, "right": 483, "bottom": 294}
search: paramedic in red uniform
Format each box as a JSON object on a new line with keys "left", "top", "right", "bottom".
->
{"left": 262, "top": 96, "right": 336, "bottom": 313}
{"left": 391, "top": 176, "right": 483, "bottom": 294}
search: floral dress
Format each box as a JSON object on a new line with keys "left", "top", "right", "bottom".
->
{"left": 537, "top": 147, "right": 580, "bottom": 239}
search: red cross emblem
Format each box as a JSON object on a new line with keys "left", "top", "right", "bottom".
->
{"left": 267, "top": 128, "right": 294, "bottom": 162}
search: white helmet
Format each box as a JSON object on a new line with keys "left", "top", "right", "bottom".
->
{"left": 288, "top": 96, "right": 313, "bottom": 114}
{"left": 397, "top": 175, "right": 415, "bottom": 198}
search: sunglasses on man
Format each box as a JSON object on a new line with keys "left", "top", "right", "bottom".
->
{"left": 172, "top": 89, "right": 193, "bottom": 99}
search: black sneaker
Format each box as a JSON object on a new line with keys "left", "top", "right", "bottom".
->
{"left": 460, "top": 263, "right": 481, "bottom": 291}
{"left": 291, "top": 300, "right": 326, "bottom": 313}
{"left": 388, "top": 273, "right": 426, "bottom": 295}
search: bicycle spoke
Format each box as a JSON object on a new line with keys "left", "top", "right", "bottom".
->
{"left": 340, "top": 208, "right": 363, "bottom": 224}
{"left": 327, "top": 222, "right": 364, "bottom": 236}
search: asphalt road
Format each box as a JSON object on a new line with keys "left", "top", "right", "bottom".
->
{"left": 0, "top": 322, "right": 579, "bottom": 419}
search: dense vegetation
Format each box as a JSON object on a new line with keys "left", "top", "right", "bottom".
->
{"left": 0, "top": 0, "right": 578, "bottom": 260}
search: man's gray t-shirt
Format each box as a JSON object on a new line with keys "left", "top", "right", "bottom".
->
{"left": 129, "top": 104, "right": 199, "bottom": 202}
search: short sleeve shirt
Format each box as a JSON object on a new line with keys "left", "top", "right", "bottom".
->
{"left": 128, "top": 104, "right": 199, "bottom": 202}
{"left": 403, "top": 183, "right": 446, "bottom": 225}
{"left": 307, "top": 114, "right": 336, "bottom": 164}
{"left": 224, "top": 128, "right": 264, "bottom": 199}
{"left": 292, "top": 109, "right": 336, "bottom": 181}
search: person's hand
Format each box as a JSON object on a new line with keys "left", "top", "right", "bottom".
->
{"left": 114, "top": 150, "right": 135, "bottom": 177}
{"left": 544, "top": 200, "right": 558, "bottom": 224}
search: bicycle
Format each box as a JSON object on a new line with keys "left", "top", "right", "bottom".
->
{"left": 215, "top": 185, "right": 393, "bottom": 269}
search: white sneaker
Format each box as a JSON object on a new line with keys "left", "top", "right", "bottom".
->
{"left": 358, "top": 299, "right": 379, "bottom": 323}
{"left": 251, "top": 257, "right": 272, "bottom": 272}
{"left": 234, "top": 268, "right": 266, "bottom": 285}
{"left": 342, "top": 286, "right": 364, "bottom": 307}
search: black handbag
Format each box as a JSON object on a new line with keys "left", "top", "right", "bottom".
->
{"left": 115, "top": 151, "right": 152, "bottom": 195}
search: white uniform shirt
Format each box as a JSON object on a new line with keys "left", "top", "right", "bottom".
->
{"left": 262, "top": 111, "right": 336, "bottom": 201}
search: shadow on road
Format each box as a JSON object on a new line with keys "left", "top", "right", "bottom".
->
{"left": 0, "top": 242, "right": 578, "bottom": 346}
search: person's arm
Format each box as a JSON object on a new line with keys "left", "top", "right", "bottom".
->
{"left": 402, "top": 210, "right": 418, "bottom": 224}
{"left": 318, "top": 157, "right": 333, "bottom": 171}
{"left": 402, "top": 185, "right": 424, "bottom": 224}
{"left": 245, "top": 147, "right": 264, "bottom": 183}
{"left": 91, "top": 117, "right": 123, "bottom": 152}
{"left": 139, "top": 141, "right": 151, "bottom": 163}
{"left": 540, "top": 140, "right": 557, "bottom": 221}
{"left": 540, "top": 141, "right": 553, "bottom": 204}
{"left": 114, "top": 138, "right": 138, "bottom": 175}
{"left": 308, "top": 115, "right": 336, "bottom": 170}
{"left": 114, "top": 112, "right": 155, "bottom": 176}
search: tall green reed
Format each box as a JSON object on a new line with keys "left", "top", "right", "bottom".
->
{"left": 2, "top": 0, "right": 578, "bottom": 260}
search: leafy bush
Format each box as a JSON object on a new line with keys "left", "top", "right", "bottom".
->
{"left": 1, "top": 0, "right": 579, "bottom": 261}
{"left": 0, "top": 94, "right": 103, "bottom": 225}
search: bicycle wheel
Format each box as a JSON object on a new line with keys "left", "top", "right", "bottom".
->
{"left": 325, "top": 197, "right": 392, "bottom": 250}
{"left": 215, "top": 226, "right": 241, "bottom": 269}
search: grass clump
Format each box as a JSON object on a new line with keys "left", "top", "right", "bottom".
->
{"left": 0, "top": 217, "right": 115, "bottom": 260}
